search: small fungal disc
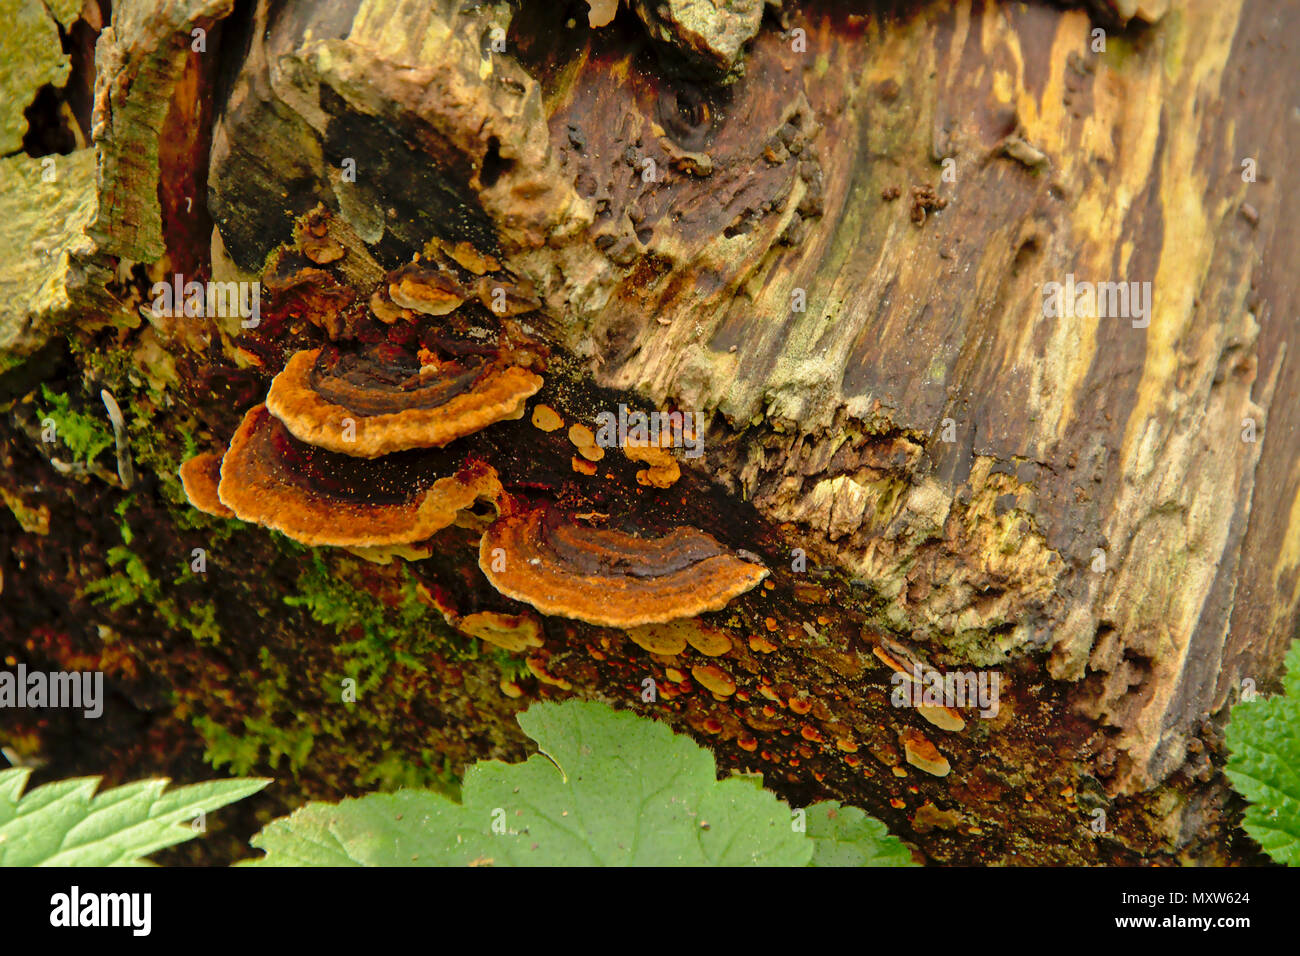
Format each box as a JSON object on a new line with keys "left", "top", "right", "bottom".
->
{"left": 266, "top": 346, "right": 542, "bottom": 458}
{"left": 902, "top": 729, "right": 951, "bottom": 777}
{"left": 918, "top": 705, "right": 966, "bottom": 732}
{"left": 681, "top": 620, "right": 733, "bottom": 656}
{"left": 217, "top": 404, "right": 503, "bottom": 547}
{"left": 626, "top": 623, "right": 689, "bottom": 655}
{"left": 302, "top": 232, "right": 345, "bottom": 264}
{"left": 370, "top": 290, "right": 411, "bottom": 324}
{"left": 478, "top": 506, "right": 769, "bottom": 628}
{"left": 623, "top": 441, "right": 674, "bottom": 467}
{"left": 526, "top": 656, "right": 572, "bottom": 689}
{"left": 532, "top": 404, "right": 564, "bottom": 432}
{"left": 459, "top": 611, "right": 544, "bottom": 653}
{"left": 474, "top": 276, "right": 539, "bottom": 316}
{"left": 874, "top": 645, "right": 913, "bottom": 678}
{"left": 692, "top": 664, "right": 736, "bottom": 697}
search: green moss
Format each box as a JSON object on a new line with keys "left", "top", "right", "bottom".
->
{"left": 358, "top": 750, "right": 458, "bottom": 795}
{"left": 81, "top": 543, "right": 223, "bottom": 645}
{"left": 195, "top": 714, "right": 316, "bottom": 776}
{"left": 187, "top": 554, "right": 481, "bottom": 794}
{"left": 66, "top": 339, "right": 230, "bottom": 534}
{"left": 83, "top": 546, "right": 154, "bottom": 609}
{"left": 285, "top": 553, "right": 538, "bottom": 689}
{"left": 286, "top": 553, "right": 472, "bottom": 695}
{"left": 488, "top": 649, "right": 531, "bottom": 683}
{"left": 35, "top": 384, "right": 114, "bottom": 465}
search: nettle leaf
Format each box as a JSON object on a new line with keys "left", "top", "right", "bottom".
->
{"left": 1226, "top": 640, "right": 1300, "bottom": 865}
{"left": 0, "top": 769, "right": 268, "bottom": 866}
{"left": 245, "top": 700, "right": 913, "bottom": 866}
{"left": 805, "top": 800, "right": 915, "bottom": 866}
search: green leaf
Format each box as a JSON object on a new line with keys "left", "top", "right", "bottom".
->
{"left": 247, "top": 700, "right": 907, "bottom": 866}
{"left": 0, "top": 769, "right": 269, "bottom": 866}
{"left": 805, "top": 799, "right": 916, "bottom": 866}
{"left": 241, "top": 790, "right": 484, "bottom": 866}
{"left": 1226, "top": 640, "right": 1300, "bottom": 865}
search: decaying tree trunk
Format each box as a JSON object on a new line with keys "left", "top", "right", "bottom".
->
{"left": 2, "top": 0, "right": 1297, "bottom": 865}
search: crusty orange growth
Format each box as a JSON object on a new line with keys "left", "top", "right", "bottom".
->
{"left": 217, "top": 404, "right": 503, "bottom": 547}
{"left": 265, "top": 347, "right": 542, "bottom": 458}
{"left": 178, "top": 451, "right": 234, "bottom": 518}
{"left": 443, "top": 240, "right": 501, "bottom": 275}
{"left": 571, "top": 455, "right": 598, "bottom": 476}
{"left": 478, "top": 506, "right": 768, "bottom": 628}
{"left": 624, "top": 439, "right": 680, "bottom": 488}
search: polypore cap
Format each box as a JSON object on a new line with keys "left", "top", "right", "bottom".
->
{"left": 477, "top": 506, "right": 768, "bottom": 628}
{"left": 179, "top": 450, "right": 234, "bottom": 518}
{"left": 265, "top": 346, "right": 542, "bottom": 458}
{"left": 216, "top": 404, "right": 502, "bottom": 547}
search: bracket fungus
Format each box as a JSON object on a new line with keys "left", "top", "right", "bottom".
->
{"left": 178, "top": 450, "right": 234, "bottom": 518}
{"left": 457, "top": 611, "right": 545, "bottom": 653}
{"left": 477, "top": 506, "right": 768, "bottom": 627}
{"left": 265, "top": 345, "right": 543, "bottom": 458}
{"left": 902, "top": 728, "right": 952, "bottom": 778}
{"left": 387, "top": 261, "right": 468, "bottom": 315}
{"left": 216, "top": 404, "right": 503, "bottom": 547}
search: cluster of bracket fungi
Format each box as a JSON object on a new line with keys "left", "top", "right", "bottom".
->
{"left": 178, "top": 229, "right": 769, "bottom": 646}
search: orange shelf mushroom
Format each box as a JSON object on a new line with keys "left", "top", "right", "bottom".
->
{"left": 178, "top": 450, "right": 234, "bottom": 518}
{"left": 215, "top": 404, "right": 503, "bottom": 547}
{"left": 477, "top": 505, "right": 768, "bottom": 628}
{"left": 265, "top": 345, "right": 542, "bottom": 458}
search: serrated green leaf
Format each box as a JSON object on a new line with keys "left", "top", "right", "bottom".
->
{"left": 0, "top": 772, "right": 269, "bottom": 866}
{"left": 1226, "top": 640, "right": 1300, "bottom": 865}
{"left": 246, "top": 701, "right": 900, "bottom": 866}
{"left": 805, "top": 799, "right": 917, "bottom": 866}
